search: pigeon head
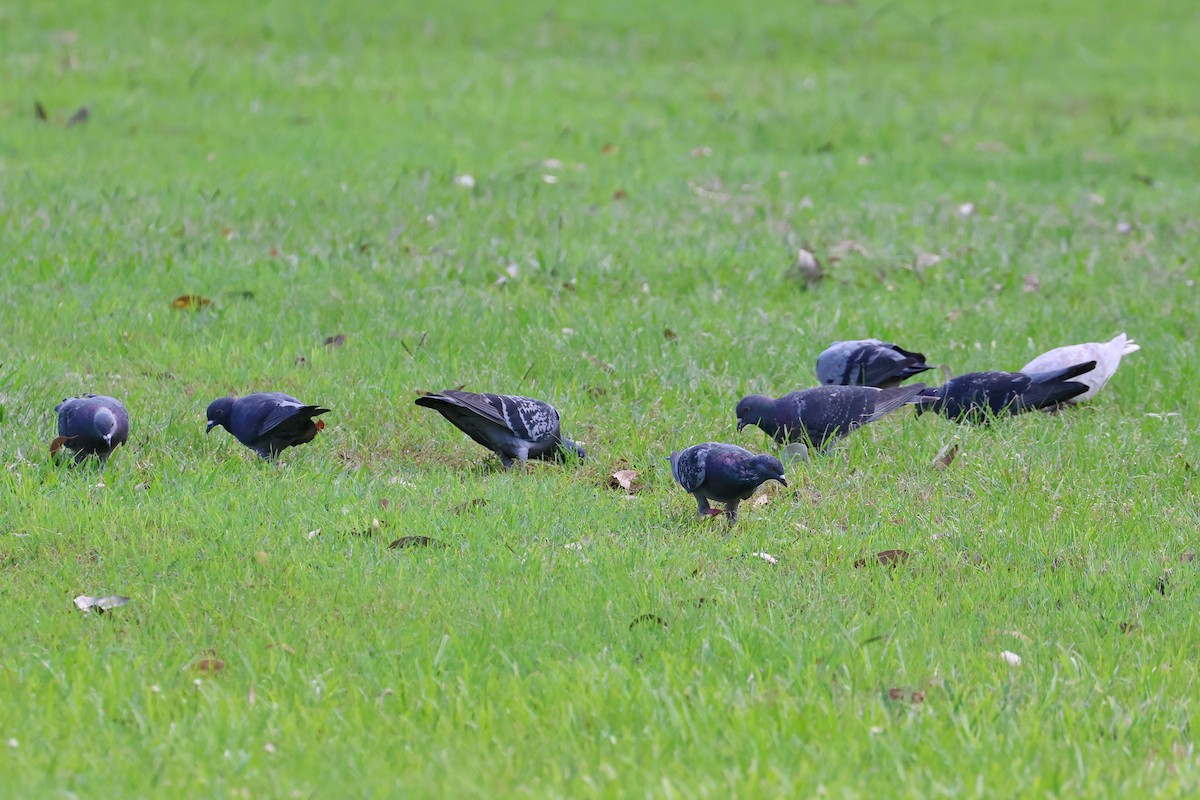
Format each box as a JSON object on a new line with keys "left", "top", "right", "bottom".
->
{"left": 557, "top": 439, "right": 588, "bottom": 461}
{"left": 206, "top": 397, "right": 235, "bottom": 433}
{"left": 93, "top": 407, "right": 118, "bottom": 444}
{"left": 753, "top": 454, "right": 788, "bottom": 487}
{"left": 735, "top": 394, "right": 775, "bottom": 431}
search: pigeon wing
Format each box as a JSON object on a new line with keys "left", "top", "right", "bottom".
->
{"left": 671, "top": 446, "right": 708, "bottom": 492}
{"left": 256, "top": 395, "right": 330, "bottom": 436}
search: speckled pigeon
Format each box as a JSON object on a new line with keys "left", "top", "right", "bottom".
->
{"left": 1020, "top": 333, "right": 1138, "bottom": 403}
{"left": 816, "top": 339, "right": 932, "bottom": 388}
{"left": 736, "top": 384, "right": 926, "bottom": 453}
{"left": 53, "top": 395, "right": 130, "bottom": 463}
{"left": 917, "top": 361, "right": 1096, "bottom": 424}
{"left": 415, "top": 390, "right": 586, "bottom": 467}
{"left": 670, "top": 442, "right": 786, "bottom": 524}
{"left": 206, "top": 392, "right": 330, "bottom": 458}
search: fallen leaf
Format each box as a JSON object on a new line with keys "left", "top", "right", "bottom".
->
{"left": 612, "top": 189, "right": 628, "bottom": 201}
{"left": 171, "top": 294, "right": 211, "bottom": 310}
{"left": 73, "top": 594, "right": 130, "bottom": 613}
{"left": 323, "top": 333, "right": 346, "bottom": 348}
{"left": 910, "top": 690, "right": 925, "bottom": 703}
{"left": 453, "top": 174, "right": 476, "bottom": 188}
{"left": 608, "top": 470, "right": 639, "bottom": 493}
{"left": 452, "top": 498, "right": 487, "bottom": 514}
{"left": 932, "top": 442, "right": 958, "bottom": 470}
{"left": 956, "top": 202, "right": 976, "bottom": 217}
{"left": 314, "top": 419, "right": 326, "bottom": 431}
{"left": 1180, "top": 552, "right": 1196, "bottom": 563}
{"left": 195, "top": 653, "right": 226, "bottom": 673}
{"left": 828, "top": 240, "right": 867, "bottom": 263}
{"left": 389, "top": 536, "right": 443, "bottom": 550}
{"left": 662, "top": 328, "right": 677, "bottom": 341}
{"left": 854, "top": 549, "right": 910, "bottom": 569}
{"left": 791, "top": 248, "right": 824, "bottom": 287}
{"left": 751, "top": 493, "right": 771, "bottom": 507}
{"left": 34, "top": 101, "right": 48, "bottom": 121}
{"left": 750, "top": 551, "right": 778, "bottom": 565}
{"left": 1022, "top": 274, "right": 1042, "bottom": 293}
{"left": 1000, "top": 650, "right": 1022, "bottom": 667}
{"left": 601, "top": 143, "right": 616, "bottom": 154}
{"left": 887, "top": 687, "right": 905, "bottom": 701}
{"left": 66, "top": 106, "right": 89, "bottom": 127}
{"left": 584, "top": 352, "right": 614, "bottom": 373}
{"left": 629, "top": 613, "right": 667, "bottom": 630}
{"left": 50, "top": 435, "right": 75, "bottom": 456}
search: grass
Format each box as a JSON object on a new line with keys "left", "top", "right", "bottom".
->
{"left": 1, "top": 0, "right": 1199, "bottom": 795}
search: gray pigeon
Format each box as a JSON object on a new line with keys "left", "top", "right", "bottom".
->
{"left": 736, "top": 384, "right": 926, "bottom": 453}
{"left": 1020, "top": 333, "right": 1138, "bottom": 403}
{"left": 53, "top": 395, "right": 130, "bottom": 463}
{"left": 816, "top": 339, "right": 932, "bottom": 388}
{"left": 670, "top": 442, "right": 786, "bottom": 524}
{"left": 415, "top": 390, "right": 586, "bottom": 468}
{"left": 916, "top": 361, "right": 1095, "bottom": 424}
{"left": 206, "top": 392, "right": 330, "bottom": 458}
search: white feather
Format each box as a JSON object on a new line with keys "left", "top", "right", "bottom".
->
{"left": 1020, "top": 333, "right": 1138, "bottom": 402}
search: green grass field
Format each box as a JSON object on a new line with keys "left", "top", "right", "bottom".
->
{"left": 2, "top": 0, "right": 1199, "bottom": 795}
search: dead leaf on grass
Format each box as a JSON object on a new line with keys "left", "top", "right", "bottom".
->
{"left": 608, "top": 470, "right": 639, "bottom": 493}
{"left": 452, "top": 498, "right": 487, "bottom": 514}
{"left": 323, "top": 333, "right": 346, "bottom": 348}
{"left": 854, "top": 549, "right": 910, "bottom": 569}
{"left": 583, "top": 352, "right": 614, "bottom": 373}
{"left": 66, "top": 106, "right": 89, "bottom": 127}
{"left": 932, "top": 442, "right": 958, "bottom": 470}
{"left": 790, "top": 248, "right": 824, "bottom": 287}
{"left": 171, "top": 294, "right": 211, "bottom": 310}
{"left": 1000, "top": 650, "right": 1022, "bottom": 667}
{"left": 194, "top": 650, "right": 226, "bottom": 673}
{"left": 750, "top": 551, "right": 778, "bottom": 565}
{"left": 35, "top": 101, "right": 48, "bottom": 121}
{"left": 389, "top": 536, "right": 443, "bottom": 550}
{"left": 662, "top": 328, "right": 677, "bottom": 341}
{"left": 73, "top": 594, "right": 130, "bottom": 613}
{"left": 1022, "top": 274, "right": 1042, "bottom": 293}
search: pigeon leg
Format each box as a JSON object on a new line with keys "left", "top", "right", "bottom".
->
{"left": 724, "top": 499, "right": 741, "bottom": 525}
{"left": 499, "top": 453, "right": 515, "bottom": 469}
{"left": 695, "top": 495, "right": 721, "bottom": 520}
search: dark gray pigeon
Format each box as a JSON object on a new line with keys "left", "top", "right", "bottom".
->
{"left": 53, "top": 395, "right": 130, "bottom": 463}
{"left": 206, "top": 392, "right": 330, "bottom": 458}
{"left": 415, "top": 390, "right": 586, "bottom": 468}
{"left": 917, "top": 361, "right": 1095, "bottom": 424}
{"left": 816, "top": 339, "right": 932, "bottom": 388}
{"left": 670, "top": 442, "right": 786, "bottom": 524}
{"left": 736, "top": 384, "right": 926, "bottom": 453}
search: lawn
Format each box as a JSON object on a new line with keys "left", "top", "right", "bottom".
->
{"left": 2, "top": 0, "right": 1199, "bottom": 795}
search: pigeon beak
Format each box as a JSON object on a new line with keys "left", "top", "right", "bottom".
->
{"left": 205, "top": 420, "right": 217, "bottom": 433}
{"left": 736, "top": 419, "right": 747, "bottom": 432}
{"left": 103, "top": 433, "right": 113, "bottom": 445}
{"left": 775, "top": 476, "right": 788, "bottom": 487}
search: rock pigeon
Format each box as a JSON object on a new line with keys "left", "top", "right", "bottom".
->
{"left": 415, "top": 390, "right": 586, "bottom": 467}
{"left": 1020, "top": 333, "right": 1138, "bottom": 403}
{"left": 206, "top": 393, "right": 330, "bottom": 458}
{"left": 53, "top": 395, "right": 130, "bottom": 463}
{"left": 670, "top": 442, "right": 786, "bottom": 524}
{"left": 736, "top": 384, "right": 926, "bottom": 453}
{"left": 816, "top": 339, "right": 932, "bottom": 388}
{"left": 917, "top": 361, "right": 1096, "bottom": 424}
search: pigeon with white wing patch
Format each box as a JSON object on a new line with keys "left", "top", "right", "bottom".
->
{"left": 415, "top": 390, "right": 586, "bottom": 468}
{"left": 1020, "top": 333, "right": 1138, "bottom": 403}
{"left": 206, "top": 392, "right": 330, "bottom": 458}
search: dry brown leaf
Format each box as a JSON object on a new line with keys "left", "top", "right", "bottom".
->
{"left": 662, "top": 328, "right": 677, "bottom": 341}
{"left": 612, "top": 189, "right": 628, "bottom": 201}
{"left": 66, "top": 106, "right": 89, "bottom": 127}
{"left": 932, "top": 442, "right": 958, "bottom": 470}
{"left": 584, "top": 352, "right": 614, "bottom": 373}
{"left": 608, "top": 470, "right": 639, "bottom": 493}
{"left": 172, "top": 294, "right": 212, "bottom": 310}
{"left": 1022, "top": 274, "right": 1042, "bottom": 293}
{"left": 35, "top": 101, "right": 48, "bottom": 121}
{"left": 854, "top": 549, "right": 910, "bottom": 569}
{"left": 751, "top": 493, "right": 771, "bottom": 507}
{"left": 323, "top": 333, "right": 346, "bottom": 348}
{"left": 195, "top": 655, "right": 225, "bottom": 673}
{"left": 389, "top": 536, "right": 443, "bottom": 550}
{"left": 792, "top": 248, "right": 824, "bottom": 286}
{"left": 452, "top": 498, "right": 487, "bottom": 514}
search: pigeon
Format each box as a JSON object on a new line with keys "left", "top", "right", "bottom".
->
{"left": 415, "top": 390, "right": 586, "bottom": 468}
{"left": 53, "top": 395, "right": 130, "bottom": 463}
{"left": 1020, "top": 333, "right": 1139, "bottom": 403}
{"left": 206, "top": 393, "right": 330, "bottom": 458}
{"left": 670, "top": 442, "right": 786, "bottom": 524}
{"left": 736, "top": 384, "right": 926, "bottom": 453}
{"left": 917, "top": 361, "right": 1096, "bottom": 424}
{"left": 816, "top": 339, "right": 932, "bottom": 388}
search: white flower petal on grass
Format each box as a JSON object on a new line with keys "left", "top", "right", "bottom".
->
{"left": 541, "top": 174, "right": 558, "bottom": 184}
{"left": 751, "top": 552, "right": 779, "bottom": 565}
{"left": 1000, "top": 650, "right": 1022, "bottom": 667}
{"left": 453, "top": 174, "right": 475, "bottom": 188}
